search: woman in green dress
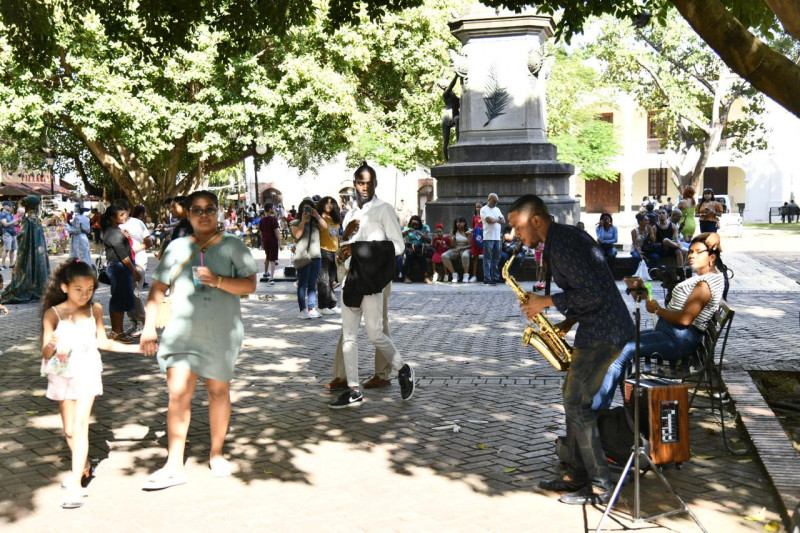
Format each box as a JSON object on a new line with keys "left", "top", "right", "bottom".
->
{"left": 677, "top": 185, "right": 696, "bottom": 241}
{"left": 0, "top": 195, "right": 50, "bottom": 304}
{"left": 140, "top": 190, "right": 257, "bottom": 490}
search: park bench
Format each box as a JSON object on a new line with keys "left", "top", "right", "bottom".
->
{"left": 768, "top": 206, "right": 782, "bottom": 223}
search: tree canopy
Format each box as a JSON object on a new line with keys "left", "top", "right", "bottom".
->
{"left": 4, "top": 1, "right": 799, "bottom": 121}
{"left": 0, "top": 1, "right": 464, "bottom": 215}
{"left": 482, "top": 0, "right": 800, "bottom": 120}
{"left": 589, "top": 10, "right": 767, "bottom": 191}
{"left": 547, "top": 47, "right": 620, "bottom": 182}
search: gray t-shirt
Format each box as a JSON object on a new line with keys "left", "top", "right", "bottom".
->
{"left": 290, "top": 219, "right": 321, "bottom": 259}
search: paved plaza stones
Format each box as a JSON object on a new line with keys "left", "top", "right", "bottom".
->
{"left": 0, "top": 246, "right": 798, "bottom": 531}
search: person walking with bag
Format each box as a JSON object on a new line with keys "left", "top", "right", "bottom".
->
{"left": 139, "top": 190, "right": 257, "bottom": 490}
{"left": 291, "top": 197, "right": 327, "bottom": 319}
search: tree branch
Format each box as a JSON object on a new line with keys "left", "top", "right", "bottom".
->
{"left": 670, "top": 0, "right": 800, "bottom": 119}
{"left": 637, "top": 30, "right": 715, "bottom": 93}
{"left": 634, "top": 57, "right": 672, "bottom": 104}
{"left": 763, "top": 0, "right": 800, "bottom": 42}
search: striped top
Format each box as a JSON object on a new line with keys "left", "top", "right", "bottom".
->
{"left": 666, "top": 271, "right": 725, "bottom": 330}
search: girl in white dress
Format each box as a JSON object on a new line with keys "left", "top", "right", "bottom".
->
{"left": 40, "top": 259, "right": 139, "bottom": 509}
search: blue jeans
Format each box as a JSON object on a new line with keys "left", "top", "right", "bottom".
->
{"left": 499, "top": 250, "right": 525, "bottom": 276}
{"left": 592, "top": 319, "right": 702, "bottom": 411}
{"left": 107, "top": 261, "right": 135, "bottom": 313}
{"left": 699, "top": 220, "right": 717, "bottom": 233}
{"left": 296, "top": 258, "right": 321, "bottom": 310}
{"left": 482, "top": 240, "right": 501, "bottom": 281}
{"left": 563, "top": 342, "right": 622, "bottom": 491}
{"left": 631, "top": 249, "right": 659, "bottom": 268}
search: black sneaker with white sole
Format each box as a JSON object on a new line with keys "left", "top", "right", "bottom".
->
{"left": 398, "top": 364, "right": 415, "bottom": 400}
{"left": 329, "top": 388, "right": 363, "bottom": 409}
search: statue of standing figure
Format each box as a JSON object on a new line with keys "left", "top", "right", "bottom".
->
{"left": 440, "top": 75, "right": 460, "bottom": 161}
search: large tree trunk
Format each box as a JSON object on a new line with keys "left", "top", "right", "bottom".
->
{"left": 671, "top": 0, "right": 800, "bottom": 119}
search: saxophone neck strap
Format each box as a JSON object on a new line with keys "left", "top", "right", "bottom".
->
{"left": 543, "top": 249, "right": 552, "bottom": 296}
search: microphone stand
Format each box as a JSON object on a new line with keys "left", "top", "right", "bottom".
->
{"left": 596, "top": 287, "right": 707, "bottom": 532}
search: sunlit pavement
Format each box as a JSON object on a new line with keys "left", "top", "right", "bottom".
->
{"left": 0, "top": 231, "right": 797, "bottom": 532}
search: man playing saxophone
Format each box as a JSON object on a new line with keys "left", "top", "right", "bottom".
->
{"left": 507, "top": 195, "right": 634, "bottom": 506}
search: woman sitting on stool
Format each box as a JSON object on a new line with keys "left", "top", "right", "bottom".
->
{"left": 592, "top": 233, "right": 726, "bottom": 411}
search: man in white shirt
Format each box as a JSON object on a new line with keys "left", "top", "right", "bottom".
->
{"left": 480, "top": 193, "right": 504, "bottom": 285}
{"left": 329, "top": 162, "right": 415, "bottom": 409}
{"left": 118, "top": 201, "right": 153, "bottom": 337}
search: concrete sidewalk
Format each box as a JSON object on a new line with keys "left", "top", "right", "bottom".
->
{"left": 0, "top": 244, "right": 797, "bottom": 532}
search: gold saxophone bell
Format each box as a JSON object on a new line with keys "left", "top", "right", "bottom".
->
{"left": 504, "top": 250, "right": 572, "bottom": 372}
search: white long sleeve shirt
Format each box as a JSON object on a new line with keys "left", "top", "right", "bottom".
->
{"left": 342, "top": 196, "right": 404, "bottom": 256}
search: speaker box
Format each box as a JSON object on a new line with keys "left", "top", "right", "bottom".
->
{"left": 625, "top": 378, "right": 690, "bottom": 465}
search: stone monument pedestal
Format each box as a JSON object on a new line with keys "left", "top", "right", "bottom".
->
{"left": 426, "top": 4, "right": 578, "bottom": 227}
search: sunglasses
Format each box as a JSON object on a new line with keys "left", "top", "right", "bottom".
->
{"left": 190, "top": 206, "right": 218, "bottom": 217}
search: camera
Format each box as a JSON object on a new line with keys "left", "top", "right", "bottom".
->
{"left": 303, "top": 206, "right": 312, "bottom": 215}
{"left": 649, "top": 265, "right": 691, "bottom": 306}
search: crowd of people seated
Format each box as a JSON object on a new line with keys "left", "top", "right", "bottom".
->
{"left": 592, "top": 186, "right": 724, "bottom": 278}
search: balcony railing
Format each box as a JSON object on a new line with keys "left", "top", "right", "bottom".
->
{"left": 647, "top": 137, "right": 728, "bottom": 153}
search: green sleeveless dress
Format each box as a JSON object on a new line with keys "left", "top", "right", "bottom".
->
{"left": 680, "top": 207, "right": 696, "bottom": 239}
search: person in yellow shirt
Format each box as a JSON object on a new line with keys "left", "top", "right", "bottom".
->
{"left": 316, "top": 196, "right": 341, "bottom": 314}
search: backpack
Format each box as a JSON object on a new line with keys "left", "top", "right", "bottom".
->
{"left": 555, "top": 406, "right": 650, "bottom": 475}
{"left": 472, "top": 225, "right": 483, "bottom": 249}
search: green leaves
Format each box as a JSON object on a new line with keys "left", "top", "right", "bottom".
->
{"left": 0, "top": 1, "right": 463, "bottom": 208}
{"left": 546, "top": 46, "right": 621, "bottom": 181}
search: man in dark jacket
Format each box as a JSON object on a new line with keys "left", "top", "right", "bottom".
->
{"left": 508, "top": 194, "right": 634, "bottom": 506}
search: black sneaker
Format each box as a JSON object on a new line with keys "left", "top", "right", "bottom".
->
{"left": 398, "top": 364, "right": 415, "bottom": 400}
{"left": 329, "top": 389, "right": 363, "bottom": 409}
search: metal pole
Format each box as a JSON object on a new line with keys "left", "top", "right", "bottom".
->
{"left": 254, "top": 163, "right": 260, "bottom": 207}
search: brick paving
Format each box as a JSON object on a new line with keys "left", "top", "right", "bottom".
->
{"left": 0, "top": 248, "right": 797, "bottom": 532}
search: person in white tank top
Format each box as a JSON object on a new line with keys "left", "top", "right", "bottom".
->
{"left": 40, "top": 259, "right": 140, "bottom": 508}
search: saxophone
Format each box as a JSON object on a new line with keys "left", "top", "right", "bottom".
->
{"left": 502, "top": 249, "right": 573, "bottom": 372}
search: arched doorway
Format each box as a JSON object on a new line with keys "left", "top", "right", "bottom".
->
{"left": 418, "top": 179, "right": 434, "bottom": 220}
{"left": 339, "top": 186, "right": 355, "bottom": 209}
{"left": 261, "top": 187, "right": 282, "bottom": 206}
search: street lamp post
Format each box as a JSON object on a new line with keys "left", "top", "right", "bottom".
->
{"left": 255, "top": 135, "right": 267, "bottom": 207}
{"left": 45, "top": 153, "right": 56, "bottom": 196}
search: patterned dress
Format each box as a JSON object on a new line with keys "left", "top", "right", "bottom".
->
{"left": 0, "top": 213, "right": 50, "bottom": 304}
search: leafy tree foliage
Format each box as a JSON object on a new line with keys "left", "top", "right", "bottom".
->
{"left": 547, "top": 47, "right": 620, "bottom": 182}
{"left": 0, "top": 1, "right": 463, "bottom": 215}
{"left": 589, "top": 10, "right": 767, "bottom": 190}
{"left": 480, "top": 0, "right": 800, "bottom": 119}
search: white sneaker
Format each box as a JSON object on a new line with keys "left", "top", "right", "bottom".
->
{"left": 307, "top": 308, "right": 322, "bottom": 318}
{"left": 441, "top": 274, "right": 449, "bottom": 282}
{"left": 320, "top": 308, "right": 336, "bottom": 315}
{"left": 432, "top": 272, "right": 439, "bottom": 282}
{"left": 451, "top": 275, "right": 459, "bottom": 283}
{"left": 298, "top": 310, "right": 312, "bottom": 319}
{"left": 468, "top": 276, "right": 477, "bottom": 283}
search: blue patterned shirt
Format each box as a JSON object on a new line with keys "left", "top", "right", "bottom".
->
{"left": 545, "top": 223, "right": 634, "bottom": 347}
